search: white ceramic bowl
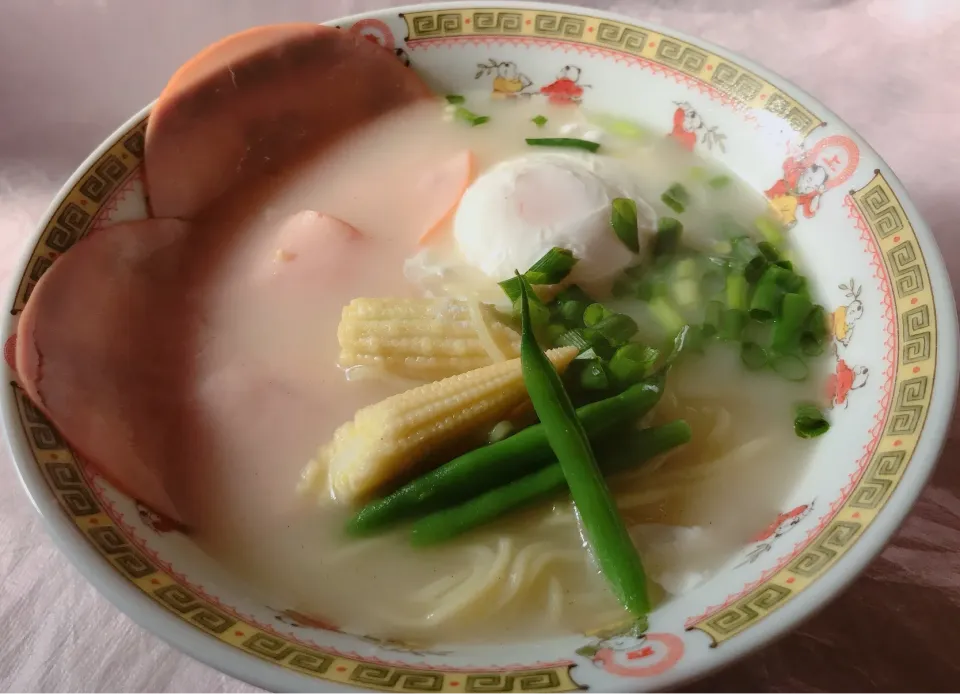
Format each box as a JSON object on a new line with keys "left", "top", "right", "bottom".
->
{"left": 5, "top": 2, "right": 958, "bottom": 691}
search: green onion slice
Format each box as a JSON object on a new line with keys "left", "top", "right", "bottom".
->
{"left": 794, "top": 403, "right": 830, "bottom": 439}
{"left": 525, "top": 137, "right": 600, "bottom": 153}
{"left": 611, "top": 198, "right": 641, "bottom": 253}
{"left": 499, "top": 248, "right": 577, "bottom": 301}
{"left": 454, "top": 106, "right": 489, "bottom": 126}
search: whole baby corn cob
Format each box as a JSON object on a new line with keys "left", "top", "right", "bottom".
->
{"left": 300, "top": 346, "right": 578, "bottom": 504}
{"left": 338, "top": 298, "right": 521, "bottom": 380}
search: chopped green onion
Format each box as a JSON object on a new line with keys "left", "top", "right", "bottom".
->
{"left": 525, "top": 247, "right": 578, "bottom": 285}
{"left": 731, "top": 235, "right": 760, "bottom": 264}
{"left": 526, "top": 137, "right": 600, "bottom": 153}
{"left": 453, "top": 106, "right": 489, "bottom": 126}
{"left": 683, "top": 325, "right": 706, "bottom": 354}
{"left": 772, "top": 293, "right": 813, "bottom": 352}
{"left": 609, "top": 344, "right": 659, "bottom": 385}
{"left": 749, "top": 266, "right": 788, "bottom": 321}
{"left": 557, "top": 284, "right": 595, "bottom": 305}
{"left": 649, "top": 297, "right": 684, "bottom": 335}
{"left": 499, "top": 248, "right": 577, "bottom": 300}
{"left": 794, "top": 403, "right": 830, "bottom": 439}
{"left": 720, "top": 308, "right": 746, "bottom": 341}
{"left": 591, "top": 313, "right": 639, "bottom": 346}
{"left": 559, "top": 300, "right": 588, "bottom": 326}
{"left": 445, "top": 94, "right": 466, "bottom": 104}
{"left": 708, "top": 174, "right": 732, "bottom": 189}
{"left": 583, "top": 303, "right": 610, "bottom": 328}
{"left": 721, "top": 218, "right": 750, "bottom": 239}
{"left": 611, "top": 198, "right": 641, "bottom": 253}
{"left": 579, "top": 359, "right": 611, "bottom": 391}
{"left": 801, "top": 333, "right": 825, "bottom": 356}
{"left": 661, "top": 183, "right": 690, "bottom": 214}
{"left": 654, "top": 217, "right": 683, "bottom": 256}
{"left": 771, "top": 354, "right": 809, "bottom": 381}
{"left": 662, "top": 197, "right": 684, "bottom": 214}
{"left": 742, "top": 319, "right": 773, "bottom": 349}
{"left": 689, "top": 166, "right": 708, "bottom": 181}
{"left": 556, "top": 328, "right": 591, "bottom": 352}
{"left": 546, "top": 323, "right": 569, "bottom": 346}
{"left": 585, "top": 112, "right": 649, "bottom": 140}
{"left": 703, "top": 300, "right": 724, "bottom": 338}
{"left": 701, "top": 269, "right": 725, "bottom": 297}
{"left": 776, "top": 269, "right": 804, "bottom": 294}
{"left": 674, "top": 258, "right": 698, "bottom": 280}
{"left": 531, "top": 114, "right": 548, "bottom": 127}
{"left": 741, "top": 342, "right": 768, "bottom": 370}
{"left": 672, "top": 278, "right": 699, "bottom": 309}
{"left": 726, "top": 274, "right": 748, "bottom": 311}
{"left": 757, "top": 241, "right": 781, "bottom": 262}
{"left": 756, "top": 216, "right": 785, "bottom": 246}
{"left": 804, "top": 305, "right": 829, "bottom": 341}
{"left": 744, "top": 256, "right": 769, "bottom": 284}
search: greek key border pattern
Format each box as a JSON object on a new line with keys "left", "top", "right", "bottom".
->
{"left": 11, "top": 119, "right": 146, "bottom": 315}
{"left": 691, "top": 171, "right": 937, "bottom": 645}
{"left": 400, "top": 8, "right": 822, "bottom": 135}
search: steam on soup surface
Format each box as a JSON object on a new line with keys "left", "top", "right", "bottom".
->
{"left": 180, "top": 96, "right": 828, "bottom": 644}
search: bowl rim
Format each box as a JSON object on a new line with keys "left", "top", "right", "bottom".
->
{"left": 5, "top": 2, "right": 958, "bottom": 691}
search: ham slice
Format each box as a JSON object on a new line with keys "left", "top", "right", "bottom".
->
{"left": 145, "top": 23, "right": 433, "bottom": 220}
{"left": 17, "top": 220, "right": 191, "bottom": 521}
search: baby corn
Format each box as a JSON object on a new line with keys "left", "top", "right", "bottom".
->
{"left": 338, "top": 298, "right": 521, "bottom": 380}
{"left": 301, "top": 346, "right": 578, "bottom": 504}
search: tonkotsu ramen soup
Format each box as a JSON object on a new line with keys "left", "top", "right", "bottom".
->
{"left": 16, "top": 25, "right": 833, "bottom": 646}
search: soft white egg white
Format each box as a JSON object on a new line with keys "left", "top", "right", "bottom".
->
{"left": 452, "top": 152, "right": 657, "bottom": 285}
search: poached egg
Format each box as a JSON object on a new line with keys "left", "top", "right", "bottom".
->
{"left": 452, "top": 151, "right": 656, "bottom": 285}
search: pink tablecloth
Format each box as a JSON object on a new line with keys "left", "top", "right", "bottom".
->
{"left": 1, "top": 0, "right": 958, "bottom": 690}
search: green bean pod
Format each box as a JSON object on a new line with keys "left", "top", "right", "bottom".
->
{"left": 516, "top": 278, "right": 651, "bottom": 618}
{"left": 410, "top": 421, "right": 692, "bottom": 546}
{"left": 346, "top": 376, "right": 666, "bottom": 535}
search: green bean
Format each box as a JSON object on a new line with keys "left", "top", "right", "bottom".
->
{"left": 345, "top": 377, "right": 666, "bottom": 535}
{"left": 516, "top": 278, "right": 650, "bottom": 617}
{"left": 772, "top": 293, "right": 813, "bottom": 352}
{"left": 410, "top": 421, "right": 692, "bottom": 545}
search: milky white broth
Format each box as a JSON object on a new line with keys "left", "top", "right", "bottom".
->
{"left": 176, "top": 96, "right": 824, "bottom": 644}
